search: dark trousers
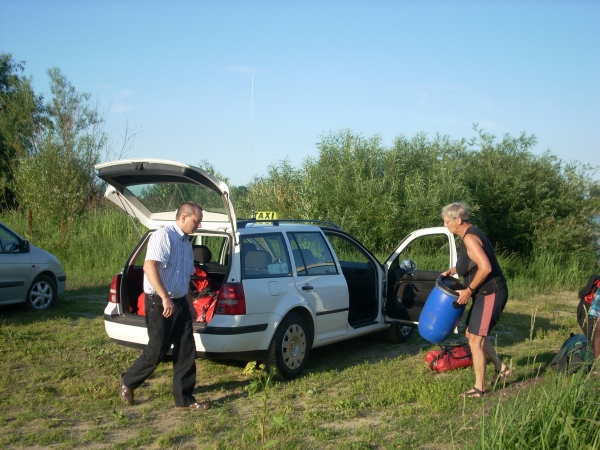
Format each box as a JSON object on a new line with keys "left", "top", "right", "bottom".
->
{"left": 122, "top": 294, "right": 197, "bottom": 407}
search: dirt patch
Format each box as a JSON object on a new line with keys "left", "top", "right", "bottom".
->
{"left": 496, "top": 376, "right": 545, "bottom": 398}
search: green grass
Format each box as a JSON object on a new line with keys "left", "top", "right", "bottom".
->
{"left": 1, "top": 286, "right": 598, "bottom": 448}
{"left": 466, "top": 368, "right": 600, "bottom": 450}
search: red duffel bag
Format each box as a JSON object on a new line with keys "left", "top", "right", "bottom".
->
{"left": 426, "top": 343, "right": 473, "bottom": 373}
{"left": 192, "top": 292, "right": 218, "bottom": 323}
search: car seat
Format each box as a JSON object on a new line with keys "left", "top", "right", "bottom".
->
{"left": 192, "top": 245, "right": 212, "bottom": 269}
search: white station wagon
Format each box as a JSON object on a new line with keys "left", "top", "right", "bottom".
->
{"left": 97, "top": 159, "right": 457, "bottom": 379}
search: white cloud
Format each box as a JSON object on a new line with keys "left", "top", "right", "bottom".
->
{"left": 111, "top": 103, "right": 131, "bottom": 113}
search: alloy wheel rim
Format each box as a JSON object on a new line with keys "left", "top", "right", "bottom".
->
{"left": 30, "top": 282, "right": 52, "bottom": 309}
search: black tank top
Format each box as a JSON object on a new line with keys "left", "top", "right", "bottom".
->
{"left": 456, "top": 226, "right": 506, "bottom": 295}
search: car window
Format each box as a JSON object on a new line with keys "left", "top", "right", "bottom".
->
{"left": 324, "top": 232, "right": 372, "bottom": 264}
{"left": 287, "top": 232, "right": 338, "bottom": 276}
{"left": 0, "top": 226, "right": 20, "bottom": 253}
{"left": 393, "top": 234, "right": 452, "bottom": 272}
{"left": 192, "top": 235, "right": 228, "bottom": 264}
{"left": 131, "top": 238, "right": 148, "bottom": 266}
{"left": 242, "top": 234, "right": 291, "bottom": 279}
{"left": 126, "top": 183, "right": 227, "bottom": 216}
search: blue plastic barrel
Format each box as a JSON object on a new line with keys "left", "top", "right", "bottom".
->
{"left": 418, "top": 275, "right": 467, "bottom": 343}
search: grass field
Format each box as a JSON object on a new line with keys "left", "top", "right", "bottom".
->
{"left": 1, "top": 285, "right": 598, "bottom": 449}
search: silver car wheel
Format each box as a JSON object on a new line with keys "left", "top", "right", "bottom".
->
{"left": 281, "top": 322, "right": 307, "bottom": 370}
{"left": 384, "top": 322, "right": 414, "bottom": 343}
{"left": 265, "top": 313, "right": 312, "bottom": 379}
{"left": 26, "top": 275, "right": 56, "bottom": 311}
{"left": 399, "top": 325, "right": 412, "bottom": 336}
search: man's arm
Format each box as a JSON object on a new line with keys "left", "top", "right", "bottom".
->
{"left": 143, "top": 259, "right": 175, "bottom": 318}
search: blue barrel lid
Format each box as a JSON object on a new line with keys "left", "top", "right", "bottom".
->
{"left": 436, "top": 275, "right": 467, "bottom": 297}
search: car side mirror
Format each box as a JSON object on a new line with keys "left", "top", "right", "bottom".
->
{"left": 399, "top": 259, "right": 417, "bottom": 271}
{"left": 20, "top": 240, "right": 30, "bottom": 253}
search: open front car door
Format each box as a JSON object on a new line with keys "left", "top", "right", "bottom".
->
{"left": 384, "top": 227, "right": 457, "bottom": 329}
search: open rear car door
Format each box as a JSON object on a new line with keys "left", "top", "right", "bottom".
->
{"left": 95, "top": 159, "right": 237, "bottom": 237}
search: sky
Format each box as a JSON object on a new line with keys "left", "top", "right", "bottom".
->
{"left": 1, "top": 0, "right": 599, "bottom": 186}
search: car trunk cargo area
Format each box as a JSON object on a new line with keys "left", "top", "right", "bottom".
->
{"left": 119, "top": 233, "right": 229, "bottom": 324}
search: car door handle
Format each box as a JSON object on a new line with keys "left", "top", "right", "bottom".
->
{"left": 302, "top": 284, "right": 314, "bottom": 290}
{"left": 404, "top": 274, "right": 414, "bottom": 279}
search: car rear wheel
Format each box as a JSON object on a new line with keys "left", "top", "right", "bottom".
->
{"left": 384, "top": 322, "right": 414, "bottom": 343}
{"left": 265, "top": 313, "right": 311, "bottom": 379}
{"left": 25, "top": 274, "right": 56, "bottom": 312}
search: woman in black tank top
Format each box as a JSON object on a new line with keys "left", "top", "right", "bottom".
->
{"left": 441, "top": 202, "right": 510, "bottom": 398}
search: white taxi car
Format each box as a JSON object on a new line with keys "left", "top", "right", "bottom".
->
{"left": 97, "top": 159, "right": 457, "bottom": 379}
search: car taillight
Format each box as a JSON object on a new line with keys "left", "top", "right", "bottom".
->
{"left": 215, "top": 283, "right": 246, "bottom": 315}
{"left": 109, "top": 274, "right": 122, "bottom": 304}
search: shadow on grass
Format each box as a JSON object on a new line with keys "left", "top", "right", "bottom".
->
{"left": 0, "top": 286, "right": 108, "bottom": 324}
{"left": 1, "top": 288, "right": 579, "bottom": 386}
{"left": 304, "top": 310, "right": 571, "bottom": 378}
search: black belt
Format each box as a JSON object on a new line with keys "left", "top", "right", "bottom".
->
{"left": 146, "top": 293, "right": 186, "bottom": 301}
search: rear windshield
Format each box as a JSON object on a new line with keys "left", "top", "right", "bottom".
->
{"left": 126, "top": 183, "right": 227, "bottom": 215}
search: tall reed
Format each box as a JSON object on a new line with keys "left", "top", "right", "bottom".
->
{"left": 0, "top": 205, "right": 145, "bottom": 289}
{"left": 466, "top": 367, "right": 600, "bottom": 449}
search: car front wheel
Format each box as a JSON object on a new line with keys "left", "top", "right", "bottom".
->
{"left": 265, "top": 313, "right": 311, "bottom": 379}
{"left": 384, "top": 322, "right": 414, "bottom": 343}
{"left": 25, "top": 274, "right": 56, "bottom": 312}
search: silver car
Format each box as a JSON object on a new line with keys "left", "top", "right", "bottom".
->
{"left": 0, "top": 222, "right": 66, "bottom": 311}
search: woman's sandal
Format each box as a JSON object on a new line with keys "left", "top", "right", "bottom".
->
{"left": 490, "top": 367, "right": 511, "bottom": 385}
{"left": 459, "top": 387, "right": 488, "bottom": 398}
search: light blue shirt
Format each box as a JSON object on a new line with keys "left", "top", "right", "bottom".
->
{"left": 143, "top": 224, "right": 194, "bottom": 298}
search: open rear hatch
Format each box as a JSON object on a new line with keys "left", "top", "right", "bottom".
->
{"left": 95, "top": 159, "right": 237, "bottom": 236}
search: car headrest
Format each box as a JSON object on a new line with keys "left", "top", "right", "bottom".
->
{"left": 193, "top": 245, "right": 212, "bottom": 264}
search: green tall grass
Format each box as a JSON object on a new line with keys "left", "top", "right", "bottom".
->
{"left": 2, "top": 203, "right": 596, "bottom": 294}
{"left": 498, "top": 249, "right": 592, "bottom": 298}
{"left": 0, "top": 205, "right": 146, "bottom": 289}
{"left": 466, "top": 367, "right": 600, "bottom": 449}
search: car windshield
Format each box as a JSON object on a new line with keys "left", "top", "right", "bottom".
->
{"left": 126, "top": 183, "right": 227, "bottom": 216}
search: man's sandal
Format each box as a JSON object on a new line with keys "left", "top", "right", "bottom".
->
{"left": 178, "top": 400, "right": 211, "bottom": 410}
{"left": 459, "top": 387, "right": 488, "bottom": 398}
{"left": 490, "top": 367, "right": 511, "bottom": 385}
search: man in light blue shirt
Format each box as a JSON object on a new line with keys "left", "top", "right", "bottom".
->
{"left": 120, "top": 201, "right": 210, "bottom": 410}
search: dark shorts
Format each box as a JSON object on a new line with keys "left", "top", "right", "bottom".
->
{"left": 465, "top": 285, "right": 508, "bottom": 337}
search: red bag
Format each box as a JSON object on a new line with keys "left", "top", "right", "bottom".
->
{"left": 584, "top": 279, "right": 600, "bottom": 305}
{"left": 190, "top": 267, "right": 219, "bottom": 322}
{"left": 137, "top": 292, "right": 146, "bottom": 316}
{"left": 191, "top": 267, "right": 214, "bottom": 296}
{"left": 425, "top": 348, "right": 443, "bottom": 364}
{"left": 426, "top": 344, "right": 473, "bottom": 372}
{"left": 193, "top": 292, "right": 218, "bottom": 323}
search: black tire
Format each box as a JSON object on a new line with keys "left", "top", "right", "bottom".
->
{"left": 25, "top": 274, "right": 56, "bottom": 312}
{"left": 265, "top": 313, "right": 311, "bottom": 380}
{"left": 384, "top": 322, "right": 414, "bottom": 343}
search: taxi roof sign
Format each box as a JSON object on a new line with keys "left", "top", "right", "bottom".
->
{"left": 255, "top": 211, "right": 279, "bottom": 220}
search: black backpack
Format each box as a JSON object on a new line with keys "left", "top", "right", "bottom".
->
{"left": 548, "top": 333, "right": 594, "bottom": 374}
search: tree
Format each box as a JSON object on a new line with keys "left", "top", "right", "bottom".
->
{"left": 460, "top": 126, "right": 600, "bottom": 261}
{"left": 0, "top": 53, "right": 46, "bottom": 209}
{"left": 11, "top": 68, "right": 106, "bottom": 237}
